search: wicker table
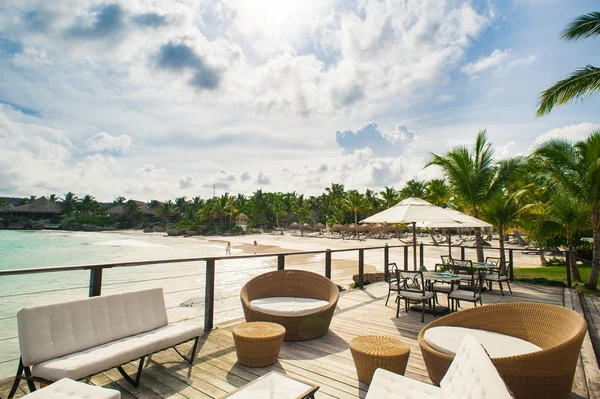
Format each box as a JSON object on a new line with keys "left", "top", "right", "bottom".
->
{"left": 349, "top": 335, "right": 410, "bottom": 384}
{"left": 233, "top": 322, "right": 286, "bottom": 367}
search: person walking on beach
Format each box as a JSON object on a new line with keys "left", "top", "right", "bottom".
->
{"left": 253, "top": 240, "right": 257, "bottom": 254}
{"left": 226, "top": 241, "right": 231, "bottom": 255}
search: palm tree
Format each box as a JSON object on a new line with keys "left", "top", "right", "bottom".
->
{"left": 482, "top": 190, "right": 531, "bottom": 269}
{"left": 156, "top": 200, "right": 177, "bottom": 231}
{"left": 364, "top": 189, "right": 380, "bottom": 215}
{"left": 343, "top": 190, "right": 371, "bottom": 236}
{"left": 399, "top": 180, "right": 427, "bottom": 199}
{"left": 79, "top": 194, "right": 96, "bottom": 216}
{"left": 21, "top": 195, "right": 36, "bottom": 205}
{"left": 292, "top": 194, "right": 311, "bottom": 235}
{"left": 60, "top": 192, "right": 78, "bottom": 217}
{"left": 112, "top": 196, "right": 126, "bottom": 206}
{"left": 533, "top": 133, "right": 600, "bottom": 289}
{"left": 48, "top": 194, "right": 57, "bottom": 203}
{"left": 426, "top": 179, "right": 450, "bottom": 207}
{"left": 380, "top": 186, "right": 398, "bottom": 208}
{"left": 174, "top": 197, "right": 188, "bottom": 220}
{"left": 124, "top": 200, "right": 142, "bottom": 223}
{"left": 537, "top": 12, "right": 600, "bottom": 116}
{"left": 427, "top": 131, "right": 512, "bottom": 262}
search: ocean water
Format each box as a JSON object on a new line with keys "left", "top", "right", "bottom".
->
{"left": 0, "top": 230, "right": 277, "bottom": 378}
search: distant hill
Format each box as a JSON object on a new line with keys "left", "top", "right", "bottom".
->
{"left": 0, "top": 197, "right": 25, "bottom": 206}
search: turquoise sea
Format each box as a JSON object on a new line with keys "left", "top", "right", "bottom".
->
{"left": 0, "top": 230, "right": 276, "bottom": 378}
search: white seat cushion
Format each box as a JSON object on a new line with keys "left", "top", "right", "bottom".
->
{"left": 440, "top": 335, "right": 513, "bottom": 399}
{"left": 424, "top": 326, "right": 541, "bottom": 359}
{"left": 399, "top": 290, "right": 434, "bottom": 300}
{"left": 433, "top": 285, "right": 453, "bottom": 293}
{"left": 249, "top": 297, "right": 329, "bottom": 317}
{"left": 448, "top": 290, "right": 479, "bottom": 301}
{"left": 23, "top": 378, "right": 120, "bottom": 399}
{"left": 32, "top": 322, "right": 202, "bottom": 381}
{"left": 366, "top": 368, "right": 441, "bottom": 399}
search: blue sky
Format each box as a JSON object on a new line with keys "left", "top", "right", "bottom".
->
{"left": 0, "top": 0, "right": 598, "bottom": 201}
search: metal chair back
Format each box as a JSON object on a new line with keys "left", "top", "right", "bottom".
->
{"left": 398, "top": 270, "right": 426, "bottom": 294}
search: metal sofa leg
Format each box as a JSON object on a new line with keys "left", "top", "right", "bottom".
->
{"left": 174, "top": 337, "right": 200, "bottom": 364}
{"left": 22, "top": 362, "right": 36, "bottom": 393}
{"left": 8, "top": 358, "right": 24, "bottom": 398}
{"left": 117, "top": 356, "right": 145, "bottom": 387}
{"left": 507, "top": 281, "right": 512, "bottom": 294}
{"left": 499, "top": 282, "right": 504, "bottom": 296}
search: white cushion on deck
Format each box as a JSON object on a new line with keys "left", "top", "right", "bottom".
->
{"left": 249, "top": 297, "right": 329, "bottom": 317}
{"left": 424, "top": 326, "right": 541, "bottom": 359}
{"left": 32, "top": 322, "right": 202, "bottom": 381}
{"left": 366, "top": 368, "right": 440, "bottom": 399}
{"left": 23, "top": 378, "right": 120, "bottom": 399}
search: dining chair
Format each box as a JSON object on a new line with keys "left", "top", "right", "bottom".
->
{"left": 431, "top": 263, "right": 454, "bottom": 304}
{"left": 397, "top": 270, "right": 435, "bottom": 323}
{"left": 451, "top": 259, "right": 475, "bottom": 286}
{"left": 385, "top": 263, "right": 402, "bottom": 306}
{"left": 449, "top": 269, "right": 487, "bottom": 311}
{"left": 440, "top": 255, "right": 452, "bottom": 266}
{"left": 484, "top": 258, "right": 512, "bottom": 295}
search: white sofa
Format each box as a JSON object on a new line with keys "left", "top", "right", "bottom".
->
{"left": 22, "top": 378, "right": 120, "bottom": 399}
{"left": 8, "top": 288, "right": 203, "bottom": 398}
{"left": 365, "top": 334, "right": 513, "bottom": 399}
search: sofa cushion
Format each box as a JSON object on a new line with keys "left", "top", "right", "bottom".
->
{"left": 365, "top": 368, "right": 441, "bottom": 399}
{"left": 18, "top": 288, "right": 169, "bottom": 367}
{"left": 424, "top": 326, "right": 541, "bottom": 359}
{"left": 32, "top": 322, "right": 202, "bottom": 381}
{"left": 249, "top": 297, "right": 329, "bottom": 317}
{"left": 23, "top": 378, "right": 120, "bottom": 399}
{"left": 440, "top": 334, "right": 513, "bottom": 399}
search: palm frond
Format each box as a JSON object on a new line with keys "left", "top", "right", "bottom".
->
{"left": 561, "top": 11, "right": 600, "bottom": 41}
{"left": 537, "top": 65, "right": 600, "bottom": 116}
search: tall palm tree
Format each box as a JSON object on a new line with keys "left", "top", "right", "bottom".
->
{"left": 399, "top": 179, "right": 427, "bottom": 199}
{"left": 427, "top": 131, "right": 510, "bottom": 261}
{"left": 533, "top": 133, "right": 600, "bottom": 289}
{"left": 21, "top": 195, "right": 36, "bottom": 205}
{"left": 60, "top": 192, "right": 78, "bottom": 217}
{"left": 156, "top": 200, "right": 177, "bottom": 231}
{"left": 343, "top": 190, "right": 371, "bottom": 236}
{"left": 364, "top": 189, "right": 380, "bottom": 215}
{"left": 78, "top": 194, "right": 96, "bottom": 216}
{"left": 482, "top": 190, "right": 531, "bottom": 269}
{"left": 113, "top": 196, "right": 126, "bottom": 206}
{"left": 48, "top": 194, "right": 57, "bottom": 203}
{"left": 426, "top": 179, "right": 450, "bottom": 207}
{"left": 537, "top": 11, "right": 600, "bottom": 116}
{"left": 380, "top": 186, "right": 398, "bottom": 208}
{"left": 174, "top": 197, "right": 188, "bottom": 220}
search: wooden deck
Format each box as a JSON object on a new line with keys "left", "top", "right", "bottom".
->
{"left": 1, "top": 282, "right": 597, "bottom": 399}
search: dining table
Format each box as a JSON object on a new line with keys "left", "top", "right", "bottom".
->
{"left": 408, "top": 271, "right": 462, "bottom": 316}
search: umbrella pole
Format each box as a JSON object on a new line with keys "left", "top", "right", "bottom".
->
{"left": 448, "top": 228, "right": 452, "bottom": 257}
{"left": 412, "top": 222, "right": 417, "bottom": 270}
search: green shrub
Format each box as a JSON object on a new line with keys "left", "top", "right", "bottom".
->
{"left": 514, "top": 277, "right": 566, "bottom": 287}
{"left": 63, "top": 216, "right": 113, "bottom": 227}
{"left": 574, "top": 241, "right": 593, "bottom": 261}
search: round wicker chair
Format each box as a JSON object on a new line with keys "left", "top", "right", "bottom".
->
{"left": 418, "top": 302, "right": 587, "bottom": 399}
{"left": 240, "top": 270, "right": 339, "bottom": 341}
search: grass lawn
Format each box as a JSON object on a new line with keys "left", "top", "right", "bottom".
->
{"left": 513, "top": 265, "right": 594, "bottom": 291}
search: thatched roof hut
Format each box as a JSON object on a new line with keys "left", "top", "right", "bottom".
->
{"left": 0, "top": 203, "right": 15, "bottom": 214}
{"left": 332, "top": 224, "right": 343, "bottom": 232}
{"left": 5, "top": 197, "right": 61, "bottom": 217}
{"left": 235, "top": 213, "right": 250, "bottom": 222}
{"left": 313, "top": 223, "right": 326, "bottom": 231}
{"left": 346, "top": 223, "right": 358, "bottom": 231}
{"left": 107, "top": 204, "right": 125, "bottom": 217}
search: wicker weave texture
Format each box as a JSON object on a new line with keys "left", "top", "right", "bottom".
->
{"left": 233, "top": 322, "right": 286, "bottom": 367}
{"left": 350, "top": 335, "right": 410, "bottom": 384}
{"left": 418, "top": 302, "right": 587, "bottom": 399}
{"left": 240, "top": 270, "right": 339, "bottom": 341}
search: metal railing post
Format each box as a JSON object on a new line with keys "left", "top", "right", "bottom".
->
{"left": 384, "top": 244, "right": 389, "bottom": 282}
{"left": 460, "top": 247, "right": 466, "bottom": 261}
{"left": 204, "top": 259, "right": 215, "bottom": 331}
{"left": 325, "top": 250, "right": 332, "bottom": 279}
{"left": 277, "top": 254, "right": 285, "bottom": 271}
{"left": 419, "top": 243, "right": 424, "bottom": 268}
{"left": 508, "top": 249, "right": 514, "bottom": 281}
{"left": 403, "top": 246, "right": 409, "bottom": 271}
{"left": 89, "top": 268, "right": 102, "bottom": 297}
{"left": 358, "top": 249, "right": 364, "bottom": 290}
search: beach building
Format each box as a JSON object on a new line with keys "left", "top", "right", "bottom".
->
{"left": 234, "top": 212, "right": 249, "bottom": 231}
{"left": 0, "top": 197, "right": 61, "bottom": 220}
{"left": 107, "top": 200, "right": 165, "bottom": 220}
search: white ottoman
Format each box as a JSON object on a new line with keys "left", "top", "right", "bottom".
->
{"left": 23, "top": 378, "right": 120, "bottom": 399}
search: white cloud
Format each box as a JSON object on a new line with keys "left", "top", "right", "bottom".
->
{"left": 87, "top": 132, "right": 132, "bottom": 153}
{"left": 179, "top": 175, "right": 198, "bottom": 189}
{"left": 461, "top": 49, "right": 510, "bottom": 75}
{"left": 461, "top": 49, "right": 535, "bottom": 76}
{"left": 256, "top": 171, "right": 271, "bottom": 185}
{"left": 531, "top": 122, "right": 600, "bottom": 149}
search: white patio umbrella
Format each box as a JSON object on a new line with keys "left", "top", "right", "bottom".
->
{"left": 360, "top": 197, "right": 467, "bottom": 269}
{"left": 416, "top": 209, "right": 492, "bottom": 256}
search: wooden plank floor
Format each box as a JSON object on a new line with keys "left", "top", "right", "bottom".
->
{"left": 1, "top": 282, "right": 595, "bottom": 399}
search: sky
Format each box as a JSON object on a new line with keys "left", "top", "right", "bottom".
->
{"left": 0, "top": 0, "right": 599, "bottom": 202}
